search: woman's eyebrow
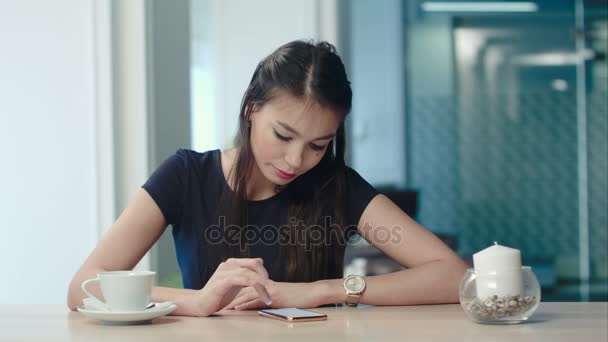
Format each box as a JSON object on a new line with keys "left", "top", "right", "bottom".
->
{"left": 276, "top": 121, "right": 335, "bottom": 140}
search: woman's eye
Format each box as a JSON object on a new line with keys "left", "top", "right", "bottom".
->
{"left": 273, "top": 130, "right": 291, "bottom": 141}
{"left": 273, "top": 129, "right": 325, "bottom": 150}
{"left": 310, "top": 143, "right": 325, "bottom": 151}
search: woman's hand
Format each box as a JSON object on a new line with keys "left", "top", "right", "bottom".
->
{"left": 192, "top": 258, "right": 270, "bottom": 316}
{"left": 222, "top": 280, "right": 329, "bottom": 311}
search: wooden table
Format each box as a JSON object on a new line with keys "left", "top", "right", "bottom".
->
{"left": 1, "top": 303, "right": 606, "bottom": 341}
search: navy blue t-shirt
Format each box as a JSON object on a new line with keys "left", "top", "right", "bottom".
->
{"left": 142, "top": 149, "right": 378, "bottom": 289}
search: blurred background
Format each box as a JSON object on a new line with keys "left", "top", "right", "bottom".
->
{"left": 0, "top": 0, "right": 606, "bottom": 304}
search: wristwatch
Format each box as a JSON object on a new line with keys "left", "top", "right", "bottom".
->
{"left": 343, "top": 275, "right": 366, "bottom": 307}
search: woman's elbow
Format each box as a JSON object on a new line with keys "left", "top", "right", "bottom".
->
{"left": 66, "top": 277, "right": 84, "bottom": 311}
{"left": 444, "top": 257, "right": 469, "bottom": 303}
{"left": 453, "top": 257, "right": 469, "bottom": 280}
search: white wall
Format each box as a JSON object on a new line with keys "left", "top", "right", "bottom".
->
{"left": 0, "top": 0, "right": 98, "bottom": 304}
{"left": 0, "top": 0, "right": 154, "bottom": 304}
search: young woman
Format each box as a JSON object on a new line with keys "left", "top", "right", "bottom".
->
{"left": 67, "top": 40, "right": 468, "bottom": 317}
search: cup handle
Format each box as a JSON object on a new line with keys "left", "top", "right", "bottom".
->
{"left": 81, "top": 277, "right": 103, "bottom": 303}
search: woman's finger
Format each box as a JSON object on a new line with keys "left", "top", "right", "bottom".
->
{"left": 222, "top": 286, "right": 255, "bottom": 309}
{"left": 223, "top": 290, "right": 257, "bottom": 310}
{"left": 215, "top": 282, "right": 245, "bottom": 309}
{"left": 253, "top": 283, "right": 272, "bottom": 305}
{"left": 211, "top": 266, "right": 269, "bottom": 310}
{"left": 235, "top": 298, "right": 266, "bottom": 311}
{"left": 225, "top": 258, "right": 269, "bottom": 278}
{"left": 220, "top": 269, "right": 267, "bottom": 292}
{"left": 233, "top": 286, "right": 250, "bottom": 300}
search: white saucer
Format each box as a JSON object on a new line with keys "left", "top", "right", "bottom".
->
{"left": 77, "top": 302, "right": 177, "bottom": 325}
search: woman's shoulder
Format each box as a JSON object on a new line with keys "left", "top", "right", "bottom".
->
{"left": 167, "top": 148, "right": 221, "bottom": 170}
{"left": 150, "top": 148, "right": 224, "bottom": 187}
{"left": 341, "top": 165, "right": 375, "bottom": 190}
{"left": 141, "top": 148, "right": 226, "bottom": 226}
{"left": 340, "top": 165, "right": 379, "bottom": 205}
{"left": 172, "top": 148, "right": 219, "bottom": 161}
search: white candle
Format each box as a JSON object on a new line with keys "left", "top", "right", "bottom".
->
{"left": 473, "top": 242, "right": 523, "bottom": 299}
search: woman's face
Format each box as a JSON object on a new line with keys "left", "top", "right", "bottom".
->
{"left": 249, "top": 92, "right": 341, "bottom": 186}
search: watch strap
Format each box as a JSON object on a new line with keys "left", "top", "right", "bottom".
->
{"left": 345, "top": 293, "right": 361, "bottom": 306}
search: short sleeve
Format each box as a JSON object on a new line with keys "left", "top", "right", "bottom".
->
{"left": 344, "top": 167, "right": 379, "bottom": 231}
{"left": 141, "top": 149, "right": 189, "bottom": 225}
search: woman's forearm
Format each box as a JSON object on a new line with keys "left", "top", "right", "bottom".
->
{"left": 317, "top": 258, "right": 468, "bottom": 306}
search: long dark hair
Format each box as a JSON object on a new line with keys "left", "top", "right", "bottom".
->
{"left": 215, "top": 40, "right": 353, "bottom": 282}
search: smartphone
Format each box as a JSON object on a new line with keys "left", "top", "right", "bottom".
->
{"left": 258, "top": 308, "right": 327, "bottom": 322}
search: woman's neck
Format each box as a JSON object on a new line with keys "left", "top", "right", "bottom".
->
{"left": 222, "top": 147, "right": 279, "bottom": 201}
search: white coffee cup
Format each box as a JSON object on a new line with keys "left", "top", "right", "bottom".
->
{"left": 81, "top": 271, "right": 156, "bottom": 311}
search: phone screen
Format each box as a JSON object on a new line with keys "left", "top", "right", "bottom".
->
{"left": 258, "top": 308, "right": 326, "bottom": 320}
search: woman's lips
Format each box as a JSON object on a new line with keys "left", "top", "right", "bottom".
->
{"left": 273, "top": 166, "right": 296, "bottom": 180}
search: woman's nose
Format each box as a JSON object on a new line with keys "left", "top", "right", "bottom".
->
{"left": 285, "top": 146, "right": 303, "bottom": 170}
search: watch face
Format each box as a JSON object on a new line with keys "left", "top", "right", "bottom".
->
{"left": 345, "top": 276, "right": 365, "bottom": 292}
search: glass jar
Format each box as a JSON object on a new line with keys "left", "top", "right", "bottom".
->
{"left": 459, "top": 266, "right": 541, "bottom": 324}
